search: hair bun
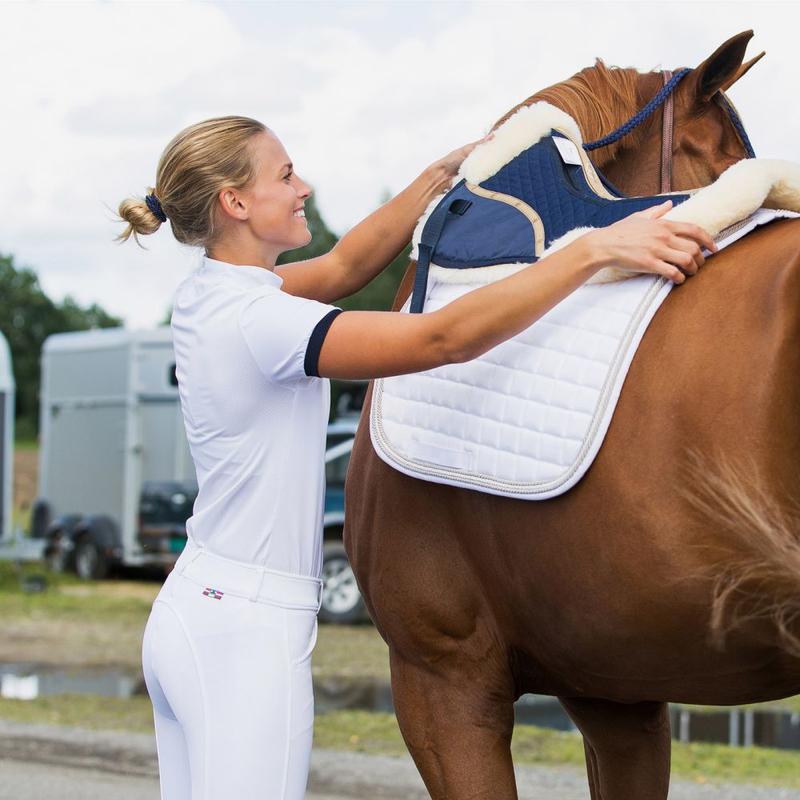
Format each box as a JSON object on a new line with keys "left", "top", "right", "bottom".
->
{"left": 115, "top": 189, "right": 165, "bottom": 245}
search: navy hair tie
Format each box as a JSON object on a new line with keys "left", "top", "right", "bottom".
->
{"left": 145, "top": 193, "right": 167, "bottom": 223}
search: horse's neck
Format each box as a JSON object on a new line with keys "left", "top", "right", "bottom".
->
{"left": 529, "top": 72, "right": 668, "bottom": 196}
{"left": 597, "top": 151, "right": 663, "bottom": 196}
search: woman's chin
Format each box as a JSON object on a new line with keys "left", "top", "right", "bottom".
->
{"left": 281, "top": 231, "right": 313, "bottom": 254}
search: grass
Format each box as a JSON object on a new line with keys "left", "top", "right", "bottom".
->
{"left": 1, "top": 696, "right": 799, "bottom": 788}
{"left": 0, "top": 694, "right": 154, "bottom": 733}
{"left": 0, "top": 559, "right": 392, "bottom": 676}
{"left": 0, "top": 562, "right": 154, "bottom": 625}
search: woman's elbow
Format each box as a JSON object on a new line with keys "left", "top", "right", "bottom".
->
{"left": 424, "top": 315, "right": 476, "bottom": 368}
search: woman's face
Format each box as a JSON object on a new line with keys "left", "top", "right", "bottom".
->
{"left": 231, "top": 130, "right": 313, "bottom": 255}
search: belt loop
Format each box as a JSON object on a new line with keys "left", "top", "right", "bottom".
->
{"left": 249, "top": 566, "right": 267, "bottom": 603}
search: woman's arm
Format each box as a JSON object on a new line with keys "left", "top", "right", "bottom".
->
{"left": 277, "top": 140, "right": 486, "bottom": 303}
{"left": 316, "top": 202, "right": 716, "bottom": 380}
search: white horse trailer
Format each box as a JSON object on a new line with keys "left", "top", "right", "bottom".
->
{"left": 0, "top": 332, "right": 15, "bottom": 542}
{"left": 37, "top": 328, "right": 197, "bottom": 578}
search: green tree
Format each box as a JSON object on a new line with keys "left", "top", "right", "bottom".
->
{"left": 277, "top": 193, "right": 339, "bottom": 266}
{"left": 0, "top": 252, "right": 122, "bottom": 440}
{"left": 280, "top": 188, "right": 411, "bottom": 313}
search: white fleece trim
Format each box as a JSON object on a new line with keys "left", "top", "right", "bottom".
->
{"left": 459, "top": 102, "right": 583, "bottom": 185}
{"left": 416, "top": 158, "right": 800, "bottom": 283}
{"left": 666, "top": 158, "right": 800, "bottom": 230}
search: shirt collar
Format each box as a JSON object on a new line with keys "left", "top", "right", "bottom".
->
{"left": 201, "top": 254, "right": 284, "bottom": 290}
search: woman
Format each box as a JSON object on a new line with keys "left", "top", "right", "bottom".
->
{"left": 117, "top": 115, "right": 714, "bottom": 799}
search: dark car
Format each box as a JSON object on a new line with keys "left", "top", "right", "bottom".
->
{"left": 320, "top": 417, "right": 369, "bottom": 624}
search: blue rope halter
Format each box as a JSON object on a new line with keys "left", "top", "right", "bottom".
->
{"left": 716, "top": 91, "right": 756, "bottom": 158}
{"left": 583, "top": 68, "right": 756, "bottom": 158}
{"left": 583, "top": 69, "right": 691, "bottom": 151}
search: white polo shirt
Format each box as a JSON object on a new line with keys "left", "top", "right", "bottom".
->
{"left": 170, "top": 255, "right": 343, "bottom": 577}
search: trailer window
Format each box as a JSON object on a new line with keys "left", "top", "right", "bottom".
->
{"left": 168, "top": 364, "right": 178, "bottom": 387}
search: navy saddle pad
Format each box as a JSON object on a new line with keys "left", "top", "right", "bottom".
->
{"left": 410, "top": 131, "right": 691, "bottom": 313}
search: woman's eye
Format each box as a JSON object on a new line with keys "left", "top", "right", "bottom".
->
{"left": 283, "top": 173, "right": 292, "bottom": 181}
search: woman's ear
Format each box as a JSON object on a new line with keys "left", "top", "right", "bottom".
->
{"left": 218, "top": 188, "right": 249, "bottom": 221}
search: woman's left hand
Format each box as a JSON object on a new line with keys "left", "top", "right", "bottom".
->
{"left": 430, "top": 133, "right": 494, "bottom": 178}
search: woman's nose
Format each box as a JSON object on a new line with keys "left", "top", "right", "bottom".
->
{"left": 298, "top": 177, "right": 312, "bottom": 198}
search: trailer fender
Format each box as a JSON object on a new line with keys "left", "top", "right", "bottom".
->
{"left": 71, "top": 516, "right": 121, "bottom": 580}
{"left": 29, "top": 498, "right": 52, "bottom": 539}
{"left": 75, "top": 515, "right": 122, "bottom": 556}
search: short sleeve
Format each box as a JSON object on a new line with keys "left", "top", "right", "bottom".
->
{"left": 238, "top": 289, "right": 343, "bottom": 384}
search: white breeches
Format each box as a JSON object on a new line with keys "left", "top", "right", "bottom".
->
{"left": 142, "top": 541, "right": 322, "bottom": 799}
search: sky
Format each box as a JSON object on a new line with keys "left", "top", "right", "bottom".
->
{"left": 2, "top": 0, "right": 798, "bottom": 329}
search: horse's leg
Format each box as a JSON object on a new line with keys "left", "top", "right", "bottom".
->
{"left": 390, "top": 648, "right": 518, "bottom": 800}
{"left": 582, "top": 740, "right": 602, "bottom": 799}
{"left": 559, "top": 697, "right": 671, "bottom": 800}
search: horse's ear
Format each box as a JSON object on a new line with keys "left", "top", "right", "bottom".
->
{"left": 689, "top": 30, "right": 756, "bottom": 103}
{"left": 718, "top": 51, "right": 766, "bottom": 93}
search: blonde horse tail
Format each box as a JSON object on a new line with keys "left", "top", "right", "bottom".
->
{"left": 684, "top": 452, "right": 800, "bottom": 656}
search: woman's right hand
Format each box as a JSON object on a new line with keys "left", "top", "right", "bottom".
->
{"left": 586, "top": 200, "right": 718, "bottom": 284}
{"left": 430, "top": 133, "right": 495, "bottom": 180}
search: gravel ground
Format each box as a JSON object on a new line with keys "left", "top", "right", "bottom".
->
{"left": 1, "top": 720, "right": 799, "bottom": 800}
{"left": 0, "top": 760, "right": 346, "bottom": 800}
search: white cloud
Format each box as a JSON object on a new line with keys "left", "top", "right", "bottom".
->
{"left": 1, "top": 1, "right": 797, "bottom": 328}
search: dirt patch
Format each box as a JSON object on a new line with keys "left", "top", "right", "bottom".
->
{"left": 59, "top": 582, "right": 160, "bottom": 603}
{"left": 13, "top": 448, "right": 38, "bottom": 517}
{"left": 0, "top": 618, "right": 147, "bottom": 671}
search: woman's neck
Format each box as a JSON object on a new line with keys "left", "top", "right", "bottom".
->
{"left": 205, "top": 235, "right": 280, "bottom": 270}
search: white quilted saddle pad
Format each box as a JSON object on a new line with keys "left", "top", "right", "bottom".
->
{"left": 370, "top": 208, "right": 798, "bottom": 499}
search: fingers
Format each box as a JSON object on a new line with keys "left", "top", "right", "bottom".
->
{"left": 667, "top": 236, "right": 705, "bottom": 273}
{"left": 657, "top": 247, "right": 699, "bottom": 276}
{"left": 664, "top": 221, "right": 717, "bottom": 253}
{"left": 468, "top": 133, "right": 495, "bottom": 150}
{"left": 457, "top": 133, "right": 495, "bottom": 160}
{"left": 650, "top": 259, "right": 687, "bottom": 284}
{"left": 630, "top": 200, "right": 673, "bottom": 220}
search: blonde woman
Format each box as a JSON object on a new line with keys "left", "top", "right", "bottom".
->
{"left": 117, "top": 116, "right": 713, "bottom": 799}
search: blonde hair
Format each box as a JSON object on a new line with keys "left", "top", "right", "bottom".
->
{"left": 116, "top": 115, "right": 267, "bottom": 247}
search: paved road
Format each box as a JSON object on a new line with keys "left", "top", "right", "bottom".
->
{"left": 1, "top": 720, "right": 800, "bottom": 799}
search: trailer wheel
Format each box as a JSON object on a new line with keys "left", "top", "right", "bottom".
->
{"left": 74, "top": 538, "right": 109, "bottom": 581}
{"left": 44, "top": 539, "right": 68, "bottom": 574}
{"left": 319, "top": 543, "right": 367, "bottom": 625}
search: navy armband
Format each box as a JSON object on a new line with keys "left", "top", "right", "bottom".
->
{"left": 304, "top": 309, "right": 344, "bottom": 377}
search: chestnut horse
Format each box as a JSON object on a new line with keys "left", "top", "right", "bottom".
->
{"left": 345, "top": 30, "right": 800, "bottom": 800}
